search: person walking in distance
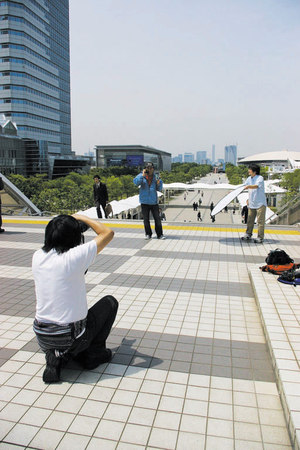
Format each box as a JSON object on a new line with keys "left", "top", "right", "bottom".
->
{"left": 241, "top": 164, "right": 267, "bottom": 244}
{"left": 241, "top": 201, "right": 249, "bottom": 224}
{"left": 197, "top": 211, "right": 202, "bottom": 222}
{"left": 210, "top": 202, "right": 214, "bottom": 213}
{"left": 0, "top": 175, "right": 5, "bottom": 233}
{"left": 93, "top": 175, "right": 108, "bottom": 219}
{"left": 133, "top": 162, "right": 165, "bottom": 239}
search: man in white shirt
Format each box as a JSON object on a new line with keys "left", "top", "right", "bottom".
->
{"left": 32, "top": 214, "right": 117, "bottom": 383}
{"left": 241, "top": 164, "right": 267, "bottom": 244}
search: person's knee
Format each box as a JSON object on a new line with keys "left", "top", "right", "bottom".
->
{"left": 101, "top": 295, "right": 118, "bottom": 311}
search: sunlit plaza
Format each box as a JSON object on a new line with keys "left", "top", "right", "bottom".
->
{"left": 0, "top": 197, "right": 299, "bottom": 449}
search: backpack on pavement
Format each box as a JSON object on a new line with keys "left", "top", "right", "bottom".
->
{"left": 260, "top": 249, "right": 296, "bottom": 274}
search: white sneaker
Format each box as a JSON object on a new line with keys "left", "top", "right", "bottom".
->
{"left": 253, "top": 238, "right": 263, "bottom": 244}
{"left": 157, "top": 235, "right": 166, "bottom": 240}
{"left": 241, "top": 234, "right": 251, "bottom": 241}
{"left": 145, "top": 235, "right": 152, "bottom": 240}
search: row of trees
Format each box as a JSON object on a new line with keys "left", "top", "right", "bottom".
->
{"left": 10, "top": 163, "right": 298, "bottom": 214}
{"left": 8, "top": 163, "right": 213, "bottom": 214}
{"left": 9, "top": 168, "right": 140, "bottom": 214}
{"left": 160, "top": 163, "right": 212, "bottom": 183}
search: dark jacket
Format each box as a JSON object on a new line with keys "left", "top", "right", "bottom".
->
{"left": 0, "top": 177, "right": 3, "bottom": 204}
{"left": 93, "top": 182, "right": 108, "bottom": 203}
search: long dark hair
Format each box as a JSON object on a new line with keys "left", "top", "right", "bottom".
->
{"left": 42, "top": 215, "right": 82, "bottom": 254}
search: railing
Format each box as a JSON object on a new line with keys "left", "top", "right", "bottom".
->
{"left": 270, "top": 195, "right": 300, "bottom": 225}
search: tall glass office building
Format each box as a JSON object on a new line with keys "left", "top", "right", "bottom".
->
{"left": 0, "top": 0, "right": 71, "bottom": 156}
{"left": 225, "top": 145, "right": 237, "bottom": 166}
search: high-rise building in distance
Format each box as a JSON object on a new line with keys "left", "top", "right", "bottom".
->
{"left": 184, "top": 152, "right": 194, "bottom": 163}
{"left": 225, "top": 145, "right": 237, "bottom": 166}
{"left": 172, "top": 154, "right": 183, "bottom": 163}
{"left": 196, "top": 150, "right": 207, "bottom": 164}
{"left": 0, "top": 0, "right": 71, "bottom": 156}
{"left": 212, "top": 145, "right": 215, "bottom": 164}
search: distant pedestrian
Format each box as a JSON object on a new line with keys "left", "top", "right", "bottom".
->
{"left": 93, "top": 175, "right": 108, "bottom": 219}
{"left": 210, "top": 202, "right": 214, "bottom": 212}
{"left": 241, "top": 202, "right": 248, "bottom": 224}
{"left": 201, "top": 191, "right": 204, "bottom": 197}
{"left": 197, "top": 211, "right": 202, "bottom": 221}
{"left": 127, "top": 211, "right": 131, "bottom": 219}
{"left": 233, "top": 205, "right": 236, "bottom": 214}
{"left": 211, "top": 215, "right": 216, "bottom": 223}
{"left": 184, "top": 194, "right": 186, "bottom": 201}
{"left": 159, "top": 208, "right": 166, "bottom": 221}
{"left": 0, "top": 175, "right": 4, "bottom": 233}
{"left": 224, "top": 205, "right": 228, "bottom": 213}
{"left": 199, "top": 198, "right": 202, "bottom": 206}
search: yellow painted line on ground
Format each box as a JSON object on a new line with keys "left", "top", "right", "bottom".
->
{"left": 3, "top": 218, "right": 299, "bottom": 235}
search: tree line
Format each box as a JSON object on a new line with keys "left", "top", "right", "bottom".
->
{"left": 8, "top": 163, "right": 299, "bottom": 214}
{"left": 7, "top": 163, "right": 212, "bottom": 214}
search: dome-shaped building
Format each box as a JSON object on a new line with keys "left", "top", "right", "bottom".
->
{"left": 238, "top": 150, "right": 300, "bottom": 172}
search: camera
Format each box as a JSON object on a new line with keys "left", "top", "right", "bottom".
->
{"left": 78, "top": 220, "right": 89, "bottom": 233}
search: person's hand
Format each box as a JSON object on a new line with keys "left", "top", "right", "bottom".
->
{"left": 143, "top": 169, "right": 148, "bottom": 177}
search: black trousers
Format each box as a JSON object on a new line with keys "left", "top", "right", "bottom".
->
{"left": 95, "top": 200, "right": 107, "bottom": 218}
{"left": 70, "top": 295, "right": 118, "bottom": 359}
{"left": 141, "top": 203, "right": 163, "bottom": 237}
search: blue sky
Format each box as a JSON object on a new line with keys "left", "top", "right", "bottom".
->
{"left": 70, "top": 0, "right": 300, "bottom": 159}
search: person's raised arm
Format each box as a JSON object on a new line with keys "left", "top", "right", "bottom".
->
{"left": 72, "top": 214, "right": 114, "bottom": 254}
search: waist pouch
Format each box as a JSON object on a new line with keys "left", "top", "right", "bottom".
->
{"left": 33, "top": 318, "right": 87, "bottom": 352}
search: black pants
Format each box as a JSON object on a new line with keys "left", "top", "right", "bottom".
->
{"left": 70, "top": 295, "right": 118, "bottom": 359}
{"left": 141, "top": 203, "right": 163, "bottom": 237}
{"left": 95, "top": 200, "right": 107, "bottom": 218}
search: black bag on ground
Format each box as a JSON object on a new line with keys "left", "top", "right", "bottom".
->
{"left": 278, "top": 268, "right": 300, "bottom": 286}
{"left": 265, "top": 249, "right": 294, "bottom": 265}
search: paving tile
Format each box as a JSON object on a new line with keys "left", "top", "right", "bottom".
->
{"left": 120, "top": 423, "right": 151, "bottom": 446}
{"left": 56, "top": 432, "right": 90, "bottom": 450}
{"left": 177, "top": 431, "right": 205, "bottom": 450}
{"left": 148, "top": 427, "right": 178, "bottom": 449}
{"left": 94, "top": 419, "right": 125, "bottom": 441}
{"left": 4, "top": 423, "right": 39, "bottom": 447}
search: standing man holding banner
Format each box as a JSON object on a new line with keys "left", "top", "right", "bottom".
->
{"left": 241, "top": 164, "right": 267, "bottom": 244}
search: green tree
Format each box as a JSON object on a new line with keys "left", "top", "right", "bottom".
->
{"left": 105, "top": 176, "right": 123, "bottom": 201}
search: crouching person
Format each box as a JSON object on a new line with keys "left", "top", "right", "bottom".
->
{"left": 32, "top": 214, "right": 118, "bottom": 383}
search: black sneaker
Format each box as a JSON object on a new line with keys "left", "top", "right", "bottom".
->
{"left": 0, "top": 228, "right": 5, "bottom": 233}
{"left": 76, "top": 349, "right": 112, "bottom": 370}
{"left": 43, "top": 350, "right": 61, "bottom": 383}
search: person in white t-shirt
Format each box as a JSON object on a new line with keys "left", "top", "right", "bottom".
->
{"left": 32, "top": 214, "right": 117, "bottom": 383}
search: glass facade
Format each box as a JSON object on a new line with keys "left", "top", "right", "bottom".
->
{"left": 0, "top": 0, "right": 71, "bottom": 156}
{"left": 225, "top": 145, "right": 237, "bottom": 166}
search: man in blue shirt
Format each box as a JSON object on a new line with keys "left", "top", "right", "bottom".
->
{"left": 133, "top": 162, "right": 165, "bottom": 239}
{"left": 241, "top": 164, "right": 267, "bottom": 244}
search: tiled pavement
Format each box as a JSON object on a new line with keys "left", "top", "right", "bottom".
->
{"left": 0, "top": 219, "right": 299, "bottom": 449}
